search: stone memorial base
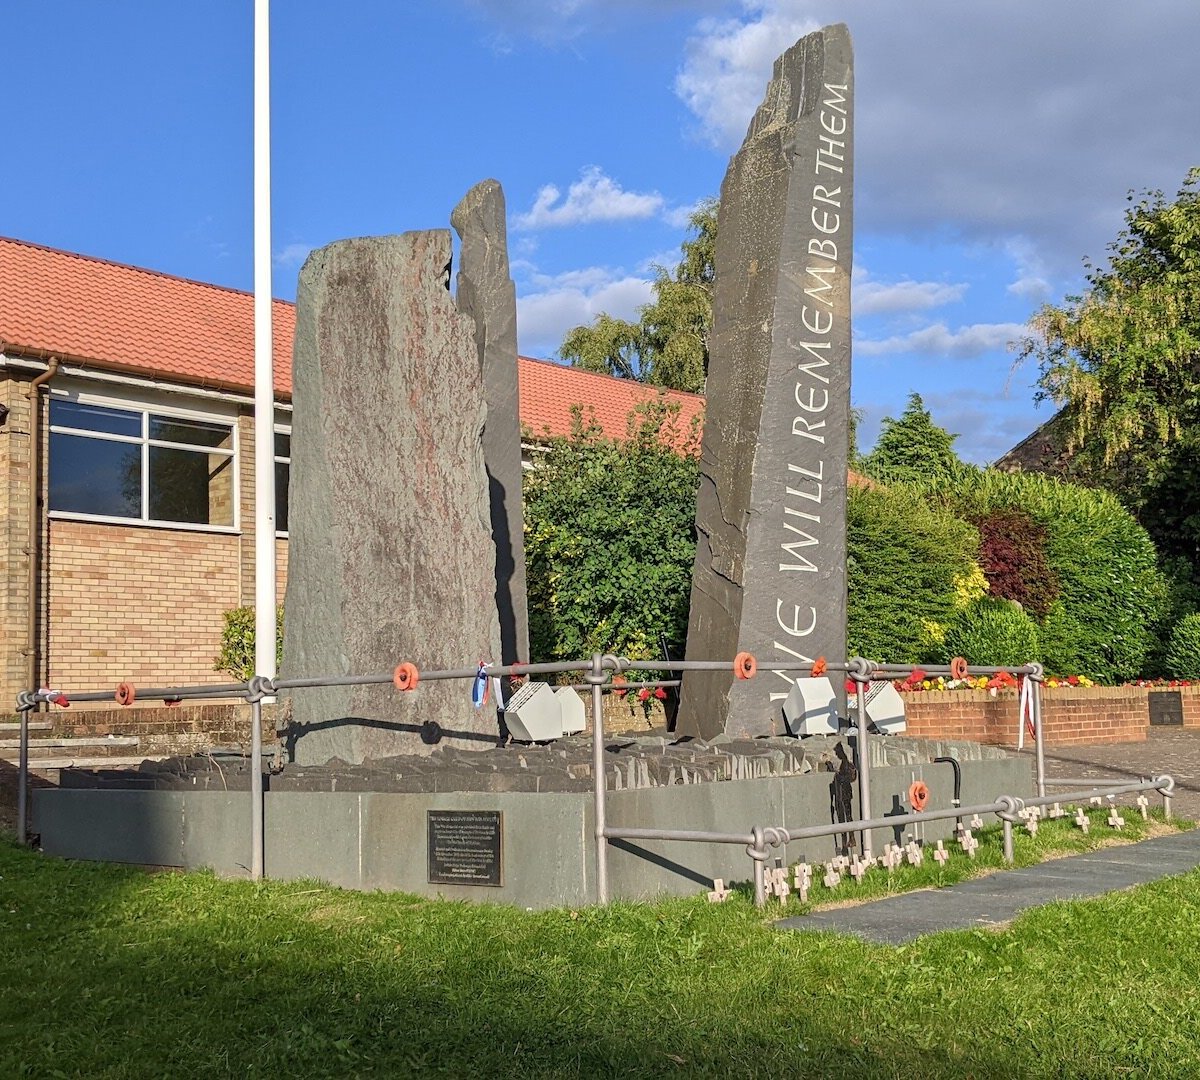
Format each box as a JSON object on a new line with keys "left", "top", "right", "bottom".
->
{"left": 32, "top": 736, "right": 1031, "bottom": 909}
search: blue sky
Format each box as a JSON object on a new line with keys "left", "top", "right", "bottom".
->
{"left": 5, "top": 1, "right": 1199, "bottom": 462}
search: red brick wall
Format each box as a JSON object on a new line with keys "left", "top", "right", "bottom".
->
{"left": 902, "top": 685, "right": 1149, "bottom": 746}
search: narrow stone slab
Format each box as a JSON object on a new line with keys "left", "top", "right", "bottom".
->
{"left": 283, "top": 231, "right": 503, "bottom": 765}
{"left": 452, "top": 180, "right": 529, "bottom": 667}
{"left": 680, "top": 23, "right": 854, "bottom": 739}
{"left": 778, "top": 830, "right": 1200, "bottom": 943}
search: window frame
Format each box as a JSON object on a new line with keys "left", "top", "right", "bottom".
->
{"left": 47, "top": 384, "right": 241, "bottom": 534}
{"left": 274, "top": 421, "right": 290, "bottom": 538}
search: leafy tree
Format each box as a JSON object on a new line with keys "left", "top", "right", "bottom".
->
{"left": 523, "top": 398, "right": 702, "bottom": 663}
{"left": 1021, "top": 168, "right": 1200, "bottom": 562}
{"left": 861, "top": 392, "right": 965, "bottom": 485}
{"left": 559, "top": 200, "right": 717, "bottom": 393}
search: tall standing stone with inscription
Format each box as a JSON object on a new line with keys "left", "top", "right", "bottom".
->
{"left": 283, "top": 231, "right": 503, "bottom": 765}
{"left": 451, "top": 180, "right": 529, "bottom": 669}
{"left": 678, "top": 24, "right": 853, "bottom": 739}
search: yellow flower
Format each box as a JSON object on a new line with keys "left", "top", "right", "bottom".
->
{"left": 952, "top": 563, "right": 989, "bottom": 608}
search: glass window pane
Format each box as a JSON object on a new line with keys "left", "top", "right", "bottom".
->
{"left": 274, "top": 432, "right": 290, "bottom": 459}
{"left": 150, "top": 414, "right": 233, "bottom": 449}
{"left": 49, "top": 432, "right": 142, "bottom": 517}
{"left": 275, "top": 461, "right": 290, "bottom": 533}
{"left": 149, "top": 446, "right": 234, "bottom": 526}
{"left": 49, "top": 399, "right": 141, "bottom": 437}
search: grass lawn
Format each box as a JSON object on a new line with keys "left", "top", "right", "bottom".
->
{"left": 2, "top": 812, "right": 1200, "bottom": 1078}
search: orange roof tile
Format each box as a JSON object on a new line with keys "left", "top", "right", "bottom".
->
{"left": 517, "top": 355, "right": 704, "bottom": 445}
{"left": 0, "top": 235, "right": 702, "bottom": 444}
{"left": 0, "top": 236, "right": 294, "bottom": 395}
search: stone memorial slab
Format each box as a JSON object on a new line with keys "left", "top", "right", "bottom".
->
{"left": 284, "top": 231, "right": 503, "bottom": 765}
{"left": 451, "top": 180, "right": 529, "bottom": 669}
{"left": 1148, "top": 690, "right": 1183, "bottom": 726}
{"left": 679, "top": 24, "right": 854, "bottom": 739}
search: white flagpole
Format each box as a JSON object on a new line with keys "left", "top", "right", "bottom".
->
{"left": 251, "top": 0, "right": 275, "bottom": 881}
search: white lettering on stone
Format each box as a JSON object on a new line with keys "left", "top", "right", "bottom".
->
{"left": 777, "top": 600, "right": 817, "bottom": 638}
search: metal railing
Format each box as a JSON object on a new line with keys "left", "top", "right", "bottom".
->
{"left": 12, "top": 653, "right": 1173, "bottom": 908}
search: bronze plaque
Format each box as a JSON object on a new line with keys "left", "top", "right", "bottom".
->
{"left": 427, "top": 810, "right": 503, "bottom": 887}
{"left": 1149, "top": 691, "right": 1184, "bottom": 727}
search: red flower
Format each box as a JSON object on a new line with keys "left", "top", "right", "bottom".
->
{"left": 654, "top": 687, "right": 667, "bottom": 700}
{"left": 1067, "top": 675, "right": 1080, "bottom": 686}
{"left": 637, "top": 688, "right": 651, "bottom": 702}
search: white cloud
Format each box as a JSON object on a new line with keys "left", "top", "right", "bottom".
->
{"left": 514, "top": 167, "right": 665, "bottom": 230}
{"left": 857, "top": 321, "right": 1026, "bottom": 360}
{"left": 675, "top": 1, "right": 1200, "bottom": 280}
{"left": 515, "top": 268, "right": 654, "bottom": 355}
{"left": 1003, "top": 238, "right": 1053, "bottom": 304}
{"left": 274, "top": 242, "right": 313, "bottom": 269}
{"left": 675, "top": 5, "right": 817, "bottom": 148}
{"left": 854, "top": 278, "right": 967, "bottom": 317}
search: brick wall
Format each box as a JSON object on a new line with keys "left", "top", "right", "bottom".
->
{"left": 1, "top": 384, "right": 294, "bottom": 708}
{"left": 901, "top": 685, "right": 1149, "bottom": 746}
{"left": 45, "top": 519, "right": 242, "bottom": 697}
{"left": 0, "top": 374, "right": 34, "bottom": 703}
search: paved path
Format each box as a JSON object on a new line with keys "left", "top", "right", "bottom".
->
{"left": 1040, "top": 727, "right": 1200, "bottom": 821}
{"left": 777, "top": 828, "right": 1200, "bottom": 944}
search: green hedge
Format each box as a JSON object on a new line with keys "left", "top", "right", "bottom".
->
{"left": 927, "top": 471, "right": 1169, "bottom": 682}
{"left": 846, "top": 484, "right": 981, "bottom": 664}
{"left": 943, "top": 598, "right": 1041, "bottom": 667}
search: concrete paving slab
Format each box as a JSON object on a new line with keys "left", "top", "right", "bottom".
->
{"left": 778, "top": 829, "right": 1200, "bottom": 944}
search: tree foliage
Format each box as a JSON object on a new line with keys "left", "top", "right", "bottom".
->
{"left": 1021, "top": 168, "right": 1200, "bottom": 559}
{"left": 861, "top": 393, "right": 966, "bottom": 485}
{"left": 523, "top": 399, "right": 702, "bottom": 663}
{"left": 559, "top": 200, "right": 717, "bottom": 393}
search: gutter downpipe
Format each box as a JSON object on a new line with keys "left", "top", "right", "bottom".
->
{"left": 19, "top": 356, "right": 59, "bottom": 844}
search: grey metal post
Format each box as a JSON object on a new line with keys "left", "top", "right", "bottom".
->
{"left": 589, "top": 653, "right": 609, "bottom": 904}
{"left": 1163, "top": 791, "right": 1173, "bottom": 821}
{"left": 250, "top": 698, "right": 263, "bottom": 881}
{"left": 1032, "top": 672, "right": 1046, "bottom": 798}
{"left": 751, "top": 826, "right": 767, "bottom": 908}
{"left": 1002, "top": 818, "right": 1014, "bottom": 864}
{"left": 855, "top": 675, "right": 873, "bottom": 860}
{"left": 16, "top": 705, "right": 29, "bottom": 845}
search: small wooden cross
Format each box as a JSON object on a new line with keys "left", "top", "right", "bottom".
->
{"left": 1048, "top": 802, "right": 1064, "bottom": 820}
{"left": 849, "top": 855, "right": 868, "bottom": 884}
{"left": 1074, "top": 807, "right": 1090, "bottom": 834}
{"left": 1107, "top": 807, "right": 1126, "bottom": 830}
{"left": 823, "top": 863, "right": 842, "bottom": 890}
{"left": 957, "top": 828, "right": 978, "bottom": 858}
{"left": 707, "top": 878, "right": 731, "bottom": 903}
{"left": 905, "top": 841, "right": 924, "bottom": 867}
{"left": 1136, "top": 794, "right": 1150, "bottom": 821}
{"left": 969, "top": 814, "right": 984, "bottom": 830}
{"left": 933, "top": 840, "right": 950, "bottom": 866}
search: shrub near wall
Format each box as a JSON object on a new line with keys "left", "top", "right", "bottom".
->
{"left": 930, "top": 472, "right": 1169, "bottom": 682}
{"left": 846, "top": 484, "right": 981, "bottom": 663}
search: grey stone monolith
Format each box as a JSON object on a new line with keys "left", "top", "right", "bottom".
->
{"left": 678, "top": 24, "right": 854, "bottom": 740}
{"left": 451, "top": 180, "right": 529, "bottom": 668}
{"left": 283, "top": 231, "right": 503, "bottom": 765}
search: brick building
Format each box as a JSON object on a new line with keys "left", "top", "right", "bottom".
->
{"left": 0, "top": 236, "right": 704, "bottom": 704}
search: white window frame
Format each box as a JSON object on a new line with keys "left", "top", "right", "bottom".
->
{"left": 274, "top": 420, "right": 290, "bottom": 538}
{"left": 47, "top": 382, "right": 241, "bottom": 534}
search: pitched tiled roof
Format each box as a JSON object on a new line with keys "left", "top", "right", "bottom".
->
{"left": 0, "top": 236, "right": 295, "bottom": 395}
{"left": 518, "top": 355, "right": 704, "bottom": 443}
{"left": 0, "top": 235, "right": 702, "bottom": 443}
